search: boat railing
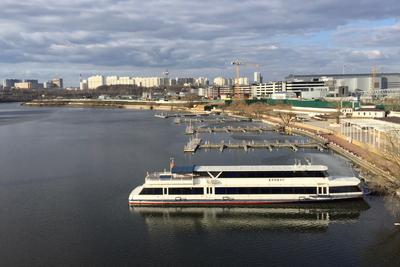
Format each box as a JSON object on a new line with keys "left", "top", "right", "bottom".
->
{"left": 145, "top": 172, "right": 194, "bottom": 181}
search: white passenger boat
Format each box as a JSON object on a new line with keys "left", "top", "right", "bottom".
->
{"left": 128, "top": 160, "right": 363, "bottom": 206}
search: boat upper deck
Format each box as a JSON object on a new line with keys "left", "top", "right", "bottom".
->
{"left": 170, "top": 165, "right": 328, "bottom": 174}
{"left": 143, "top": 165, "right": 359, "bottom": 187}
{"left": 144, "top": 165, "right": 333, "bottom": 183}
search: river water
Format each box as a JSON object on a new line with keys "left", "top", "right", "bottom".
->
{"left": 0, "top": 103, "right": 399, "bottom": 266}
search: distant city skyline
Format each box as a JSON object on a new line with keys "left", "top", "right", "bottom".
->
{"left": 1, "top": 0, "right": 399, "bottom": 86}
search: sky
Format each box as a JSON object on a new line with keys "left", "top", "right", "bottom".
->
{"left": 1, "top": 0, "right": 400, "bottom": 86}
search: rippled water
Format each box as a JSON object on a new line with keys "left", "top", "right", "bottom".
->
{"left": 0, "top": 103, "right": 399, "bottom": 266}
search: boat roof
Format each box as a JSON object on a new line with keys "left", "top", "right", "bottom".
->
{"left": 172, "top": 165, "right": 195, "bottom": 174}
{"left": 172, "top": 165, "right": 328, "bottom": 173}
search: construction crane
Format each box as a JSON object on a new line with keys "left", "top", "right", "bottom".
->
{"left": 231, "top": 59, "right": 260, "bottom": 99}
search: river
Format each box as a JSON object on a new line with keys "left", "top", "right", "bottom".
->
{"left": 0, "top": 103, "right": 399, "bottom": 266}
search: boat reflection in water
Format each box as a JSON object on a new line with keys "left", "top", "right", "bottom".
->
{"left": 130, "top": 199, "right": 370, "bottom": 233}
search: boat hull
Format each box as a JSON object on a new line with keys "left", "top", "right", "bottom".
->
{"left": 129, "top": 194, "right": 363, "bottom": 206}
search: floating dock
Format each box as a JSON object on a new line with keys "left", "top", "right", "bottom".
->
{"left": 183, "top": 137, "right": 202, "bottom": 152}
{"left": 175, "top": 117, "right": 252, "bottom": 124}
{"left": 184, "top": 139, "right": 326, "bottom": 153}
{"left": 155, "top": 113, "right": 209, "bottom": 119}
{"left": 185, "top": 125, "right": 278, "bottom": 135}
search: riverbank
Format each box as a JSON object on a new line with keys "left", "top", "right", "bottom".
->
{"left": 259, "top": 114, "right": 399, "bottom": 196}
{"left": 23, "top": 99, "right": 203, "bottom": 111}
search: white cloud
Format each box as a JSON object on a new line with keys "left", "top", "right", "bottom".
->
{"left": 0, "top": 0, "right": 400, "bottom": 85}
{"left": 351, "top": 50, "right": 384, "bottom": 59}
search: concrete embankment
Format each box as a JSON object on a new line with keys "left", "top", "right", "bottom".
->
{"left": 23, "top": 99, "right": 190, "bottom": 111}
{"left": 288, "top": 126, "right": 399, "bottom": 190}
{"left": 285, "top": 123, "right": 400, "bottom": 196}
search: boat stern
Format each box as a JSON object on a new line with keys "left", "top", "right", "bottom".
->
{"left": 328, "top": 176, "right": 364, "bottom": 199}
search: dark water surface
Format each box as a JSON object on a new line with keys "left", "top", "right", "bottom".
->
{"left": 0, "top": 103, "right": 399, "bottom": 267}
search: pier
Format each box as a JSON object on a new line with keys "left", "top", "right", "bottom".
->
{"left": 184, "top": 139, "right": 326, "bottom": 153}
{"left": 155, "top": 112, "right": 209, "bottom": 119}
{"left": 184, "top": 137, "right": 202, "bottom": 152}
{"left": 185, "top": 125, "right": 278, "bottom": 135}
{"left": 174, "top": 117, "right": 252, "bottom": 124}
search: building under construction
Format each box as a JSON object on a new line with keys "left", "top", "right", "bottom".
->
{"left": 286, "top": 73, "right": 400, "bottom": 93}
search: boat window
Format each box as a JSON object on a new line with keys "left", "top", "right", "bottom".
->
{"left": 218, "top": 171, "right": 326, "bottom": 178}
{"left": 329, "top": 186, "right": 361, "bottom": 193}
{"left": 194, "top": 172, "right": 212, "bottom": 177}
{"left": 215, "top": 187, "right": 317, "bottom": 194}
{"left": 139, "top": 188, "right": 163, "bottom": 195}
{"left": 169, "top": 187, "right": 204, "bottom": 195}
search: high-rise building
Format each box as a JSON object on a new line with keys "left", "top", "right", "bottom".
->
{"left": 169, "top": 78, "right": 177, "bottom": 86}
{"left": 159, "top": 77, "right": 170, "bottom": 87}
{"left": 251, "top": 80, "right": 329, "bottom": 99}
{"left": 51, "top": 78, "right": 63, "bottom": 89}
{"left": 3, "top": 79, "right": 22, "bottom": 88}
{"left": 195, "top": 77, "right": 209, "bottom": 87}
{"left": 234, "top": 77, "right": 249, "bottom": 85}
{"left": 88, "top": 75, "right": 105, "bottom": 89}
{"left": 213, "top": 77, "right": 229, "bottom": 86}
{"left": 80, "top": 79, "right": 88, "bottom": 90}
{"left": 105, "top": 76, "right": 119, "bottom": 86}
{"left": 22, "top": 79, "right": 39, "bottom": 84}
{"left": 286, "top": 73, "right": 400, "bottom": 92}
{"left": 253, "top": 72, "right": 263, "bottom": 84}
{"left": 251, "top": 82, "right": 283, "bottom": 98}
{"left": 134, "top": 77, "right": 162, "bottom": 87}
{"left": 118, "top": 76, "right": 135, "bottom": 85}
{"left": 176, "top": 77, "right": 195, "bottom": 86}
{"left": 14, "top": 79, "right": 41, "bottom": 89}
{"left": 43, "top": 81, "right": 52, "bottom": 89}
{"left": 85, "top": 75, "right": 203, "bottom": 89}
{"left": 14, "top": 82, "right": 35, "bottom": 90}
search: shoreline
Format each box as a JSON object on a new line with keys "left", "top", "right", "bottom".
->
{"left": 223, "top": 111, "right": 400, "bottom": 197}
{"left": 261, "top": 116, "right": 399, "bottom": 197}
{"left": 21, "top": 100, "right": 400, "bottom": 197}
{"left": 22, "top": 99, "right": 204, "bottom": 111}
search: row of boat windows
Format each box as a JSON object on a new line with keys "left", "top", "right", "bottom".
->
{"left": 330, "top": 186, "right": 361, "bottom": 193}
{"left": 139, "top": 186, "right": 361, "bottom": 195}
{"left": 140, "top": 188, "right": 203, "bottom": 195}
{"left": 195, "top": 171, "right": 327, "bottom": 178}
{"left": 215, "top": 187, "right": 316, "bottom": 194}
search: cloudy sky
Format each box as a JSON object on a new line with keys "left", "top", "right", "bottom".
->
{"left": 1, "top": 0, "right": 400, "bottom": 86}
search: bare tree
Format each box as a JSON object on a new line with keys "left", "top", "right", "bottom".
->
{"left": 361, "top": 128, "right": 400, "bottom": 197}
{"left": 333, "top": 100, "right": 343, "bottom": 124}
{"left": 376, "top": 128, "right": 400, "bottom": 200}
{"left": 381, "top": 129, "right": 400, "bottom": 176}
{"left": 226, "top": 100, "right": 248, "bottom": 115}
{"left": 382, "top": 96, "right": 400, "bottom": 112}
{"left": 183, "top": 93, "right": 199, "bottom": 108}
{"left": 277, "top": 112, "right": 297, "bottom": 132}
{"left": 246, "top": 102, "right": 273, "bottom": 118}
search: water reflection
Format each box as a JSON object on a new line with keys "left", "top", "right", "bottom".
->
{"left": 131, "top": 200, "right": 370, "bottom": 233}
